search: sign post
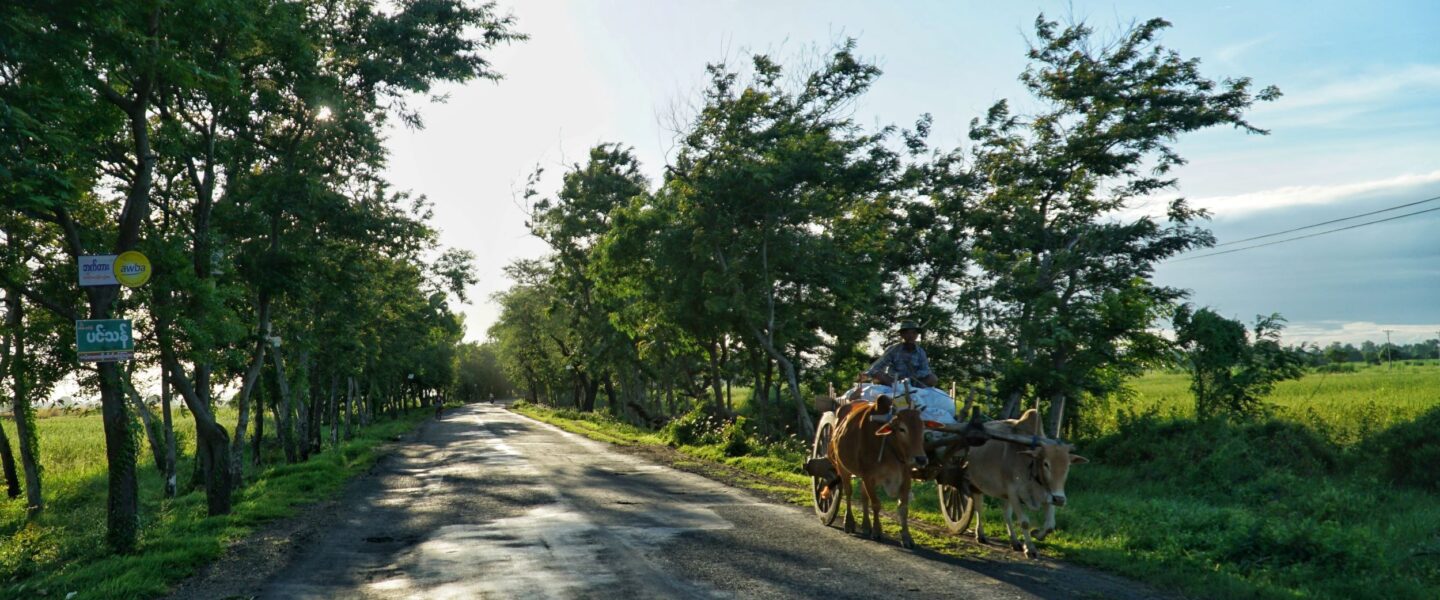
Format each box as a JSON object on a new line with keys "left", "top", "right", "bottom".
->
{"left": 76, "top": 319, "right": 135, "bottom": 362}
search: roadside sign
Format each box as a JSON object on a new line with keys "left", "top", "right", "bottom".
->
{"left": 79, "top": 255, "right": 119, "bottom": 286}
{"left": 76, "top": 319, "right": 134, "bottom": 362}
{"left": 113, "top": 251, "right": 152, "bottom": 287}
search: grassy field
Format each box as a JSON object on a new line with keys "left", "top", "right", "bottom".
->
{"left": 516, "top": 362, "right": 1440, "bottom": 600}
{"left": 1092, "top": 360, "right": 1440, "bottom": 444}
{"left": 0, "top": 405, "right": 439, "bottom": 600}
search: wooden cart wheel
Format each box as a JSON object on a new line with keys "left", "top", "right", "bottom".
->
{"left": 810, "top": 417, "right": 842, "bottom": 526}
{"left": 938, "top": 482, "right": 975, "bottom": 534}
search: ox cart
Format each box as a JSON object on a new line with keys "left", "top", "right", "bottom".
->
{"left": 803, "top": 384, "right": 1059, "bottom": 536}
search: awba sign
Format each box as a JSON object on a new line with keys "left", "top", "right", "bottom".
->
{"left": 113, "top": 251, "right": 152, "bottom": 287}
{"left": 76, "top": 319, "right": 135, "bottom": 362}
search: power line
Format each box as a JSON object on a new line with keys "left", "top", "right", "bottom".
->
{"left": 1170, "top": 205, "right": 1440, "bottom": 262}
{"left": 1209, "top": 194, "right": 1440, "bottom": 248}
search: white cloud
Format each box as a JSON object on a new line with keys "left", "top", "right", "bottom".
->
{"left": 1281, "top": 321, "right": 1440, "bottom": 346}
{"left": 1191, "top": 169, "right": 1440, "bottom": 218}
{"left": 1255, "top": 64, "right": 1440, "bottom": 127}
{"left": 1267, "top": 64, "right": 1440, "bottom": 111}
{"left": 1215, "top": 35, "right": 1275, "bottom": 64}
{"left": 1154, "top": 322, "right": 1440, "bottom": 348}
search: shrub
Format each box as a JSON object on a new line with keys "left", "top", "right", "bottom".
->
{"left": 1364, "top": 404, "right": 1440, "bottom": 490}
{"left": 1088, "top": 409, "right": 1339, "bottom": 497}
{"left": 661, "top": 405, "right": 728, "bottom": 447}
{"left": 721, "top": 416, "right": 751, "bottom": 457}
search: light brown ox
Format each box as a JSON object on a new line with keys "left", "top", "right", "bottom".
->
{"left": 966, "top": 409, "right": 1088, "bottom": 558}
{"left": 826, "top": 395, "right": 933, "bottom": 549}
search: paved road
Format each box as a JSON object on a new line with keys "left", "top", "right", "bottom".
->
{"left": 259, "top": 403, "right": 1149, "bottom": 599}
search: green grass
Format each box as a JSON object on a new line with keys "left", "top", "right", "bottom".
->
{"left": 1091, "top": 361, "right": 1440, "bottom": 445}
{"left": 0, "top": 405, "right": 440, "bottom": 600}
{"left": 514, "top": 364, "right": 1440, "bottom": 600}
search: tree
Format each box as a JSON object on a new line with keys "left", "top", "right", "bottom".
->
{"left": 1323, "top": 342, "right": 1348, "bottom": 365}
{"left": 0, "top": 0, "right": 522, "bottom": 551}
{"left": 526, "top": 144, "right": 649, "bottom": 412}
{"left": 655, "top": 44, "right": 904, "bottom": 435}
{"left": 454, "top": 342, "right": 509, "bottom": 402}
{"left": 960, "top": 16, "right": 1280, "bottom": 433}
{"left": 1173, "top": 306, "right": 1305, "bottom": 418}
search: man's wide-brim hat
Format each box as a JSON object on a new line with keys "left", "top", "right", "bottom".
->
{"left": 898, "top": 320, "right": 922, "bottom": 332}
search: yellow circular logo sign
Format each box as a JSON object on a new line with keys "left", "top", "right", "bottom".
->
{"left": 113, "top": 251, "right": 152, "bottom": 288}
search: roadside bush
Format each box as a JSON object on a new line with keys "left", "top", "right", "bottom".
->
{"left": 661, "top": 405, "right": 728, "bottom": 447}
{"left": 1364, "top": 404, "right": 1440, "bottom": 490}
{"left": 1313, "top": 363, "right": 1356, "bottom": 374}
{"left": 1088, "top": 409, "right": 1339, "bottom": 497}
{"left": 721, "top": 416, "right": 751, "bottom": 457}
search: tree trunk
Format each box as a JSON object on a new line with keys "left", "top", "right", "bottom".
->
{"left": 604, "top": 374, "right": 618, "bottom": 416}
{"left": 162, "top": 377, "right": 177, "bottom": 498}
{"left": 0, "top": 420, "right": 19, "bottom": 499}
{"left": 755, "top": 356, "right": 772, "bottom": 438}
{"left": 344, "top": 376, "right": 355, "bottom": 440}
{"left": 7, "top": 294, "right": 46, "bottom": 519}
{"left": 714, "top": 246, "right": 812, "bottom": 435}
{"left": 253, "top": 369, "right": 266, "bottom": 466}
{"left": 361, "top": 379, "right": 373, "bottom": 426}
{"left": 582, "top": 376, "right": 600, "bottom": 412}
{"left": 294, "top": 350, "right": 311, "bottom": 460}
{"left": 161, "top": 353, "right": 234, "bottom": 516}
{"left": 1001, "top": 389, "right": 1021, "bottom": 420}
{"left": 122, "top": 376, "right": 166, "bottom": 473}
{"left": 762, "top": 357, "right": 774, "bottom": 412}
{"left": 229, "top": 297, "right": 270, "bottom": 482}
{"left": 743, "top": 322, "right": 814, "bottom": 437}
{"left": 98, "top": 362, "right": 135, "bottom": 544}
{"left": 0, "top": 303, "right": 23, "bottom": 500}
{"left": 721, "top": 338, "right": 732, "bottom": 414}
{"left": 328, "top": 373, "right": 339, "bottom": 449}
{"left": 707, "top": 340, "right": 724, "bottom": 409}
{"left": 272, "top": 346, "right": 297, "bottom": 463}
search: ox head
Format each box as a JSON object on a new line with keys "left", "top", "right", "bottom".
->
{"left": 1018, "top": 443, "right": 1088, "bottom": 507}
{"left": 873, "top": 396, "right": 939, "bottom": 468}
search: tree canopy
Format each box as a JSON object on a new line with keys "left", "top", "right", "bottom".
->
{"left": 1, "top": 0, "right": 521, "bottom": 552}
{"left": 490, "top": 15, "right": 1282, "bottom": 441}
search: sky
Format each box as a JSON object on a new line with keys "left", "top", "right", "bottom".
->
{"left": 381, "top": 0, "right": 1440, "bottom": 347}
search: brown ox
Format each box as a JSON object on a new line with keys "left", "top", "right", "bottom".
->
{"left": 966, "top": 409, "right": 1088, "bottom": 558}
{"left": 827, "top": 395, "right": 931, "bottom": 548}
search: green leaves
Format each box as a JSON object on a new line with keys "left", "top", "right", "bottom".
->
{"left": 959, "top": 15, "right": 1280, "bottom": 425}
{"left": 1174, "top": 306, "right": 1306, "bottom": 418}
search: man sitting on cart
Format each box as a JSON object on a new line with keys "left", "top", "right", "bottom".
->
{"left": 844, "top": 320, "right": 958, "bottom": 427}
{"left": 866, "top": 320, "right": 939, "bottom": 389}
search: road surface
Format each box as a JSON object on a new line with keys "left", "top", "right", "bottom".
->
{"left": 243, "top": 403, "right": 1155, "bottom": 599}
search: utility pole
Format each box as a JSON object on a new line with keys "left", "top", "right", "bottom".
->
{"left": 1383, "top": 329, "right": 1395, "bottom": 370}
{"left": 1435, "top": 331, "right": 1439, "bottom": 364}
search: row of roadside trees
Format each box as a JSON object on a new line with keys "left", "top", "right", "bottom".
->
{"left": 0, "top": 0, "right": 522, "bottom": 554}
{"left": 1303, "top": 340, "right": 1440, "bottom": 366}
{"left": 490, "top": 17, "right": 1281, "bottom": 441}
